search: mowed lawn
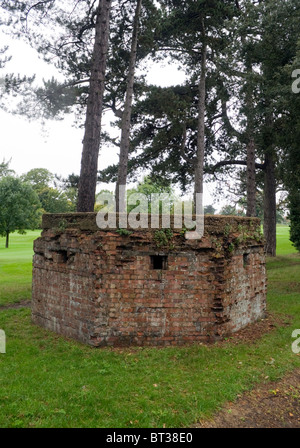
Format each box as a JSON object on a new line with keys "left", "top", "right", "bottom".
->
{"left": 0, "top": 231, "right": 41, "bottom": 307}
{"left": 276, "top": 225, "right": 298, "bottom": 255}
{"left": 0, "top": 226, "right": 299, "bottom": 428}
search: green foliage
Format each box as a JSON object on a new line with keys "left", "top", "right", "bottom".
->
{"left": 35, "top": 77, "right": 81, "bottom": 119}
{"left": 0, "top": 74, "right": 36, "bottom": 112}
{"left": 154, "top": 228, "right": 174, "bottom": 248}
{"left": 21, "top": 168, "right": 54, "bottom": 193}
{"left": 127, "top": 176, "right": 178, "bottom": 214}
{"left": 0, "top": 159, "right": 14, "bottom": 178}
{"left": 60, "top": 173, "right": 79, "bottom": 207}
{"left": 204, "top": 204, "right": 216, "bottom": 215}
{"left": 220, "top": 204, "right": 245, "bottom": 217}
{"left": 95, "top": 189, "right": 115, "bottom": 213}
{"left": 57, "top": 218, "right": 68, "bottom": 232}
{"left": 223, "top": 223, "right": 232, "bottom": 237}
{"left": 227, "top": 242, "right": 235, "bottom": 253}
{"left": 116, "top": 228, "right": 132, "bottom": 236}
{"left": 289, "top": 192, "right": 300, "bottom": 252}
{"left": 21, "top": 168, "right": 76, "bottom": 213}
{"left": 38, "top": 187, "right": 74, "bottom": 214}
{"left": 0, "top": 176, "right": 42, "bottom": 247}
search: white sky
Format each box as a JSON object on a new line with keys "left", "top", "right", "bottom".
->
{"left": 0, "top": 32, "right": 219, "bottom": 208}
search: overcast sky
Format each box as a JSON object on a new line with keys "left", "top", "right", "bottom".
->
{"left": 0, "top": 34, "right": 184, "bottom": 174}
{"left": 0, "top": 32, "right": 219, "bottom": 207}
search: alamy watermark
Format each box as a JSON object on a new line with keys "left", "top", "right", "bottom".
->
{"left": 291, "top": 69, "right": 300, "bottom": 93}
{"left": 96, "top": 186, "right": 204, "bottom": 240}
{"left": 292, "top": 329, "right": 300, "bottom": 354}
{"left": 0, "top": 329, "right": 6, "bottom": 354}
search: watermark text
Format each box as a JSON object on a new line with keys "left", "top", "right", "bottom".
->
{"left": 292, "top": 329, "right": 300, "bottom": 354}
{"left": 0, "top": 330, "right": 6, "bottom": 354}
{"left": 292, "top": 69, "right": 300, "bottom": 93}
{"left": 96, "top": 187, "right": 204, "bottom": 240}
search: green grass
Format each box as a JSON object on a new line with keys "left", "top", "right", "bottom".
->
{"left": 0, "top": 227, "right": 299, "bottom": 428}
{"left": 0, "top": 231, "right": 41, "bottom": 306}
{"left": 275, "top": 224, "right": 297, "bottom": 255}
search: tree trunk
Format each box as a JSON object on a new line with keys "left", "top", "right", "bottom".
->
{"left": 115, "top": 0, "right": 142, "bottom": 214}
{"left": 5, "top": 231, "right": 9, "bottom": 249}
{"left": 77, "top": 0, "right": 112, "bottom": 212}
{"left": 263, "top": 150, "right": 277, "bottom": 256}
{"left": 194, "top": 21, "right": 206, "bottom": 204}
{"left": 243, "top": 52, "right": 256, "bottom": 217}
{"left": 246, "top": 137, "right": 256, "bottom": 217}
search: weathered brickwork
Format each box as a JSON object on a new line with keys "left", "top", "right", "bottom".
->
{"left": 31, "top": 213, "right": 267, "bottom": 346}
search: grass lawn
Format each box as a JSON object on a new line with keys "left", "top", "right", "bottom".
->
{"left": 0, "top": 231, "right": 41, "bottom": 307}
{"left": 0, "top": 226, "right": 299, "bottom": 428}
{"left": 276, "top": 224, "right": 298, "bottom": 255}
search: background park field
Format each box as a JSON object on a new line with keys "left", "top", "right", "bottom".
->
{"left": 0, "top": 226, "right": 299, "bottom": 428}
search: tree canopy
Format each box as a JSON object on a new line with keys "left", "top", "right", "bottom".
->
{"left": 1, "top": 0, "right": 300, "bottom": 254}
{"left": 21, "top": 168, "right": 76, "bottom": 213}
{"left": 0, "top": 176, "right": 41, "bottom": 247}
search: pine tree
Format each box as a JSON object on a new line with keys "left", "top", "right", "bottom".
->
{"left": 77, "top": 0, "right": 112, "bottom": 212}
{"left": 115, "top": 0, "right": 143, "bottom": 214}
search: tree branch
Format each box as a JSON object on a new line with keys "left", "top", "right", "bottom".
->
{"left": 25, "top": 0, "right": 55, "bottom": 31}
{"left": 208, "top": 159, "right": 265, "bottom": 174}
{"left": 111, "top": 96, "right": 123, "bottom": 119}
{"left": 178, "top": 122, "right": 196, "bottom": 165}
{"left": 221, "top": 98, "right": 243, "bottom": 139}
{"left": 63, "top": 78, "right": 90, "bottom": 88}
{"left": 156, "top": 47, "right": 201, "bottom": 55}
{"left": 235, "top": 0, "right": 241, "bottom": 10}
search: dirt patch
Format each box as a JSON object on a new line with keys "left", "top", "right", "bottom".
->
{"left": 213, "top": 311, "right": 292, "bottom": 346}
{"left": 0, "top": 300, "right": 31, "bottom": 311}
{"left": 197, "top": 312, "right": 299, "bottom": 428}
{"left": 197, "top": 369, "right": 300, "bottom": 428}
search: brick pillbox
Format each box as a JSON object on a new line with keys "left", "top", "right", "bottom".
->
{"left": 31, "top": 213, "right": 267, "bottom": 347}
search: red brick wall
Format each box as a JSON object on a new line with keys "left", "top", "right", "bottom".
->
{"left": 31, "top": 214, "right": 267, "bottom": 346}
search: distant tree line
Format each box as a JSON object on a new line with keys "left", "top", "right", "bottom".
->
{"left": 0, "top": 161, "right": 77, "bottom": 247}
